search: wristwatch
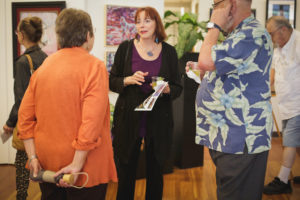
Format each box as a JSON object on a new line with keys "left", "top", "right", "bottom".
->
{"left": 206, "top": 22, "right": 223, "bottom": 32}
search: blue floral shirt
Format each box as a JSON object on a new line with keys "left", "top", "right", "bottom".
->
{"left": 195, "top": 15, "right": 273, "bottom": 154}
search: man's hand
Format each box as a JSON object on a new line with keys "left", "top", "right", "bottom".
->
{"left": 210, "top": 1, "right": 234, "bottom": 32}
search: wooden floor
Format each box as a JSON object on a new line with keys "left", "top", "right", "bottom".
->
{"left": 0, "top": 137, "right": 299, "bottom": 200}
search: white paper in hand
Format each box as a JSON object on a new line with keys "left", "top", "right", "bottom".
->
{"left": 135, "top": 81, "right": 168, "bottom": 111}
{"left": 186, "top": 70, "right": 201, "bottom": 84}
{"left": 1, "top": 130, "right": 12, "bottom": 144}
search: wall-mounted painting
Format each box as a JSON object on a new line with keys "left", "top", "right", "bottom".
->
{"left": 12, "top": 1, "right": 66, "bottom": 62}
{"left": 106, "top": 5, "right": 137, "bottom": 46}
{"left": 266, "top": 0, "right": 296, "bottom": 28}
{"left": 105, "top": 51, "right": 116, "bottom": 72}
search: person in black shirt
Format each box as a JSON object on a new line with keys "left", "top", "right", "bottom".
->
{"left": 2, "top": 16, "right": 47, "bottom": 200}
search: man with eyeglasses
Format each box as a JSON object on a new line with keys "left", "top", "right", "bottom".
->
{"left": 190, "top": 0, "right": 273, "bottom": 199}
{"left": 263, "top": 16, "right": 300, "bottom": 195}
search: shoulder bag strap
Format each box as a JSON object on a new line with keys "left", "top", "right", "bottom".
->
{"left": 25, "top": 54, "right": 34, "bottom": 74}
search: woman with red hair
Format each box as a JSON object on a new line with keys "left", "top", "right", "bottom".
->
{"left": 110, "top": 6, "right": 182, "bottom": 200}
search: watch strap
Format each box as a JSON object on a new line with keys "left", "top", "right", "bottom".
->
{"left": 207, "top": 22, "right": 228, "bottom": 36}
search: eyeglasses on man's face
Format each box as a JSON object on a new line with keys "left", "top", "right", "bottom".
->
{"left": 212, "top": 0, "right": 227, "bottom": 9}
{"left": 269, "top": 26, "right": 282, "bottom": 37}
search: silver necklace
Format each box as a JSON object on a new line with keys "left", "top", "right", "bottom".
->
{"left": 138, "top": 41, "right": 156, "bottom": 57}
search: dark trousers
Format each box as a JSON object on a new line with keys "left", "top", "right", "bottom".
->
{"left": 39, "top": 182, "right": 107, "bottom": 200}
{"left": 209, "top": 148, "right": 269, "bottom": 200}
{"left": 15, "top": 150, "right": 30, "bottom": 200}
{"left": 116, "top": 137, "right": 163, "bottom": 200}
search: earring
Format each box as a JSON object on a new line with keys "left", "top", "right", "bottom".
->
{"left": 137, "top": 34, "right": 140, "bottom": 42}
{"left": 155, "top": 37, "right": 159, "bottom": 43}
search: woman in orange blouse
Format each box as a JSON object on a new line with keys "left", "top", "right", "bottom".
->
{"left": 18, "top": 8, "right": 117, "bottom": 200}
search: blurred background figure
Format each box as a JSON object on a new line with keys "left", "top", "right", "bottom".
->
{"left": 264, "top": 16, "right": 300, "bottom": 195}
{"left": 17, "top": 8, "right": 117, "bottom": 200}
{"left": 2, "top": 16, "right": 47, "bottom": 200}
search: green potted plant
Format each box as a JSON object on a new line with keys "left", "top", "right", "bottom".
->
{"left": 164, "top": 10, "right": 207, "bottom": 59}
{"left": 164, "top": 10, "right": 224, "bottom": 59}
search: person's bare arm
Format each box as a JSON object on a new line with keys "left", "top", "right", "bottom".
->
{"left": 270, "top": 68, "right": 275, "bottom": 87}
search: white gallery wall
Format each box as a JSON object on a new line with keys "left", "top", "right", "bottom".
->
{"left": 0, "top": 0, "right": 299, "bottom": 163}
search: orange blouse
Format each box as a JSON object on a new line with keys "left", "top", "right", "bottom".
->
{"left": 18, "top": 47, "right": 118, "bottom": 187}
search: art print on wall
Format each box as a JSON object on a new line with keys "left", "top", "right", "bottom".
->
{"left": 266, "top": 0, "right": 296, "bottom": 27}
{"left": 105, "top": 51, "right": 116, "bottom": 72}
{"left": 106, "top": 5, "right": 138, "bottom": 46}
{"left": 12, "top": 2, "right": 66, "bottom": 62}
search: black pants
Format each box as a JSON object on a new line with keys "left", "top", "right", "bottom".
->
{"left": 209, "top": 147, "right": 269, "bottom": 200}
{"left": 39, "top": 182, "right": 107, "bottom": 200}
{"left": 116, "top": 137, "right": 163, "bottom": 200}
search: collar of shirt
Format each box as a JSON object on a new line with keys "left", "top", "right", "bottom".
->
{"left": 227, "top": 14, "right": 255, "bottom": 37}
{"left": 23, "top": 45, "right": 41, "bottom": 55}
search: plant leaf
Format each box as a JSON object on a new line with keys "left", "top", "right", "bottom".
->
{"left": 164, "top": 10, "right": 177, "bottom": 19}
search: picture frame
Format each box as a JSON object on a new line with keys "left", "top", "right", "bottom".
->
{"left": 266, "top": 0, "right": 296, "bottom": 28}
{"left": 105, "top": 51, "right": 116, "bottom": 72}
{"left": 12, "top": 1, "right": 66, "bottom": 62}
{"left": 105, "top": 5, "right": 138, "bottom": 46}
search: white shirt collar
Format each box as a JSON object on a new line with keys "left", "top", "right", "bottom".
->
{"left": 280, "top": 30, "right": 295, "bottom": 55}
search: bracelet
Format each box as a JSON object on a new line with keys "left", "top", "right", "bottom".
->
{"left": 28, "top": 155, "right": 38, "bottom": 165}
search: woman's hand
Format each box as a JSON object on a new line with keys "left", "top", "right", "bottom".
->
{"left": 162, "top": 84, "right": 170, "bottom": 94}
{"left": 29, "top": 157, "right": 42, "bottom": 181}
{"left": 3, "top": 124, "right": 13, "bottom": 134}
{"left": 124, "top": 71, "right": 149, "bottom": 86}
{"left": 54, "top": 163, "right": 81, "bottom": 187}
{"left": 54, "top": 150, "right": 88, "bottom": 187}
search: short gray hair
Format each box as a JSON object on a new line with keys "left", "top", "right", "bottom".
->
{"left": 55, "top": 8, "right": 94, "bottom": 48}
{"left": 267, "top": 16, "right": 292, "bottom": 30}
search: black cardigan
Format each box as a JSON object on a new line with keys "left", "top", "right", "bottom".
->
{"left": 6, "top": 45, "right": 47, "bottom": 127}
{"left": 109, "top": 39, "right": 182, "bottom": 165}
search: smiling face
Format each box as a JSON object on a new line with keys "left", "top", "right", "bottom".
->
{"left": 135, "top": 11, "right": 156, "bottom": 40}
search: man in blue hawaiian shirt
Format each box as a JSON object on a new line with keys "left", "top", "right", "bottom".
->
{"left": 192, "top": 0, "right": 273, "bottom": 199}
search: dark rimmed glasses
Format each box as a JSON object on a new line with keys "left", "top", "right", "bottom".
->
{"left": 269, "top": 26, "right": 282, "bottom": 37}
{"left": 212, "top": 0, "right": 227, "bottom": 9}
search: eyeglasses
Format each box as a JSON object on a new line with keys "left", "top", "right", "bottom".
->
{"left": 269, "top": 26, "right": 282, "bottom": 37}
{"left": 212, "top": 0, "right": 226, "bottom": 9}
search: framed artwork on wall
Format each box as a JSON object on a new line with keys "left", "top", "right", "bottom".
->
{"left": 266, "top": 0, "right": 296, "bottom": 28}
{"left": 12, "top": 1, "right": 66, "bottom": 62}
{"left": 105, "top": 51, "right": 116, "bottom": 72}
{"left": 105, "top": 5, "right": 138, "bottom": 46}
